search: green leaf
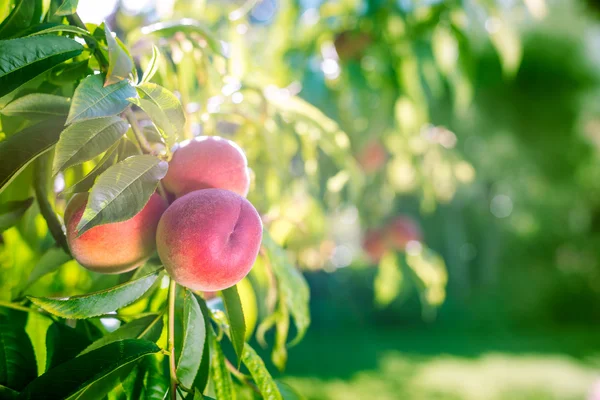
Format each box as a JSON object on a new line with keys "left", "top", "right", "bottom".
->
{"left": 76, "top": 155, "right": 167, "bottom": 235}
{"left": 0, "top": 384, "right": 18, "bottom": 399}
{"left": 22, "top": 247, "right": 71, "bottom": 292}
{"left": 276, "top": 381, "right": 305, "bottom": 400}
{"left": 0, "top": 316, "right": 37, "bottom": 391}
{"left": 176, "top": 290, "right": 205, "bottom": 389}
{"left": 374, "top": 251, "right": 403, "bottom": 307}
{"left": 242, "top": 344, "right": 282, "bottom": 400}
{"left": 104, "top": 25, "right": 133, "bottom": 86}
{"left": 54, "top": 0, "right": 78, "bottom": 16}
{"left": 262, "top": 232, "right": 310, "bottom": 345}
{"left": 52, "top": 116, "right": 128, "bottom": 175}
{"left": 19, "top": 339, "right": 160, "bottom": 400}
{"left": 28, "top": 24, "right": 94, "bottom": 40}
{"left": 1, "top": 94, "right": 70, "bottom": 120}
{"left": 0, "top": 36, "right": 83, "bottom": 98}
{"left": 221, "top": 285, "right": 245, "bottom": 367}
{"left": 140, "top": 45, "right": 160, "bottom": 84}
{"left": 71, "top": 362, "right": 138, "bottom": 400}
{"left": 33, "top": 152, "right": 70, "bottom": 253}
{"left": 0, "top": 0, "right": 36, "bottom": 39}
{"left": 66, "top": 74, "right": 136, "bottom": 125}
{"left": 209, "top": 331, "right": 234, "bottom": 400}
{"left": 129, "top": 83, "right": 185, "bottom": 147}
{"left": 28, "top": 271, "right": 160, "bottom": 319}
{"left": 0, "top": 197, "right": 33, "bottom": 232}
{"left": 0, "top": 116, "right": 66, "bottom": 194}
{"left": 138, "top": 355, "right": 168, "bottom": 400}
{"left": 45, "top": 322, "right": 93, "bottom": 371}
{"left": 80, "top": 314, "right": 164, "bottom": 355}
{"left": 62, "top": 139, "right": 121, "bottom": 194}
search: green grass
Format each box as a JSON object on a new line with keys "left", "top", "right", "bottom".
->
{"left": 278, "top": 327, "right": 600, "bottom": 400}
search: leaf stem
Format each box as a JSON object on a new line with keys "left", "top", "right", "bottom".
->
{"left": 168, "top": 278, "right": 178, "bottom": 400}
{"left": 225, "top": 358, "right": 261, "bottom": 395}
{"left": 67, "top": 13, "right": 109, "bottom": 69}
{"left": 0, "top": 300, "right": 41, "bottom": 314}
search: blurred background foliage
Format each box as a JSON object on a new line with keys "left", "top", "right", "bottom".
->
{"left": 3, "top": 0, "right": 600, "bottom": 399}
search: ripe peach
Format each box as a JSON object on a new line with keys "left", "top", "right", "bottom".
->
{"left": 162, "top": 136, "right": 250, "bottom": 198}
{"left": 156, "top": 188, "right": 262, "bottom": 291}
{"left": 386, "top": 216, "right": 422, "bottom": 250}
{"left": 356, "top": 140, "right": 387, "bottom": 173}
{"left": 362, "top": 228, "right": 387, "bottom": 263}
{"left": 65, "top": 193, "right": 168, "bottom": 273}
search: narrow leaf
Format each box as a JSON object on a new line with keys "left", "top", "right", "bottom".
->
{"left": 66, "top": 74, "right": 136, "bottom": 125}
{"left": 54, "top": 0, "right": 79, "bottom": 16}
{"left": 76, "top": 155, "right": 167, "bottom": 235}
{"left": 80, "top": 314, "right": 164, "bottom": 355}
{"left": 0, "top": 197, "right": 33, "bottom": 232}
{"left": 242, "top": 344, "right": 282, "bottom": 400}
{"left": 19, "top": 339, "right": 160, "bottom": 400}
{"left": 176, "top": 290, "right": 205, "bottom": 389}
{"left": 23, "top": 247, "right": 71, "bottom": 292}
{"left": 262, "top": 232, "right": 310, "bottom": 345}
{"left": 276, "top": 381, "right": 305, "bottom": 400}
{"left": 62, "top": 139, "right": 121, "bottom": 194}
{"left": 221, "top": 285, "right": 245, "bottom": 367}
{"left": 0, "top": 36, "right": 83, "bottom": 98}
{"left": 28, "top": 25, "right": 94, "bottom": 40}
{"left": 52, "top": 116, "right": 128, "bottom": 175}
{"left": 0, "top": 317, "right": 36, "bottom": 391}
{"left": 1, "top": 94, "right": 70, "bottom": 120}
{"left": 209, "top": 331, "right": 234, "bottom": 400}
{"left": 45, "top": 322, "right": 93, "bottom": 371}
{"left": 0, "top": 116, "right": 66, "bottom": 194}
{"left": 140, "top": 45, "right": 160, "bottom": 84}
{"left": 28, "top": 271, "right": 160, "bottom": 319}
{"left": 104, "top": 25, "right": 133, "bottom": 86}
{"left": 0, "top": 0, "right": 36, "bottom": 39}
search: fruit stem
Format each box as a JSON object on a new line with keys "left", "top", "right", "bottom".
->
{"left": 168, "top": 279, "right": 178, "bottom": 400}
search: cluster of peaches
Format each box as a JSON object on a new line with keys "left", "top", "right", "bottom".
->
{"left": 64, "top": 137, "right": 262, "bottom": 292}
{"left": 362, "top": 215, "right": 422, "bottom": 263}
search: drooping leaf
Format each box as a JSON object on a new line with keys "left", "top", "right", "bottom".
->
{"left": 209, "top": 331, "right": 234, "bottom": 400}
{"left": 19, "top": 339, "right": 160, "bottom": 400}
{"left": 22, "top": 247, "right": 71, "bottom": 293}
{"left": 1, "top": 94, "right": 70, "bottom": 120}
{"left": 80, "top": 314, "right": 164, "bottom": 355}
{"left": 104, "top": 25, "right": 133, "bottom": 86}
{"left": 176, "top": 290, "right": 205, "bottom": 389}
{"left": 140, "top": 45, "right": 160, "bottom": 84}
{"left": 54, "top": 0, "right": 78, "bottom": 16}
{"left": 66, "top": 74, "right": 136, "bottom": 125}
{"left": 52, "top": 116, "right": 128, "bottom": 175}
{"left": 276, "top": 381, "right": 305, "bottom": 400}
{"left": 45, "top": 322, "right": 93, "bottom": 371}
{"left": 221, "top": 285, "right": 245, "bottom": 367}
{"left": 0, "top": 116, "right": 66, "bottom": 194}
{"left": 0, "top": 197, "right": 33, "bottom": 232}
{"left": 33, "top": 152, "right": 70, "bottom": 253}
{"left": 0, "top": 316, "right": 37, "bottom": 391}
{"left": 129, "top": 83, "right": 185, "bottom": 147}
{"left": 0, "top": 0, "right": 37, "bottom": 39}
{"left": 76, "top": 155, "right": 168, "bottom": 235}
{"left": 0, "top": 36, "right": 83, "bottom": 98}
{"left": 62, "top": 139, "right": 121, "bottom": 194}
{"left": 28, "top": 271, "right": 160, "bottom": 319}
{"left": 24, "top": 312, "right": 53, "bottom": 377}
{"left": 262, "top": 232, "right": 310, "bottom": 345}
{"left": 272, "top": 302, "right": 289, "bottom": 372}
{"left": 242, "top": 344, "right": 282, "bottom": 400}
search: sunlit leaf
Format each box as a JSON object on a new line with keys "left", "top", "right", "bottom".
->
{"left": 221, "top": 285, "right": 245, "bottom": 367}
{"left": 54, "top": 0, "right": 78, "bottom": 16}
{"left": 52, "top": 116, "right": 128, "bottom": 175}
{"left": 62, "top": 140, "right": 121, "bottom": 194}
{"left": 28, "top": 271, "right": 160, "bottom": 319}
{"left": 76, "top": 155, "right": 168, "bottom": 235}
{"left": 19, "top": 339, "right": 160, "bottom": 400}
{"left": 1, "top": 94, "right": 70, "bottom": 120}
{"left": 0, "top": 36, "right": 83, "bottom": 97}
{"left": 28, "top": 24, "right": 93, "bottom": 40}
{"left": 0, "top": 316, "right": 36, "bottom": 391}
{"left": 140, "top": 45, "right": 161, "bottom": 84}
{"left": 22, "top": 247, "right": 71, "bottom": 292}
{"left": 176, "top": 290, "right": 205, "bottom": 389}
{"left": 66, "top": 74, "right": 136, "bottom": 125}
{"left": 0, "top": 0, "right": 37, "bottom": 39}
{"left": 104, "top": 25, "right": 133, "bottom": 86}
{"left": 0, "top": 197, "right": 33, "bottom": 232}
{"left": 242, "top": 343, "right": 282, "bottom": 400}
{"left": 374, "top": 252, "right": 402, "bottom": 307}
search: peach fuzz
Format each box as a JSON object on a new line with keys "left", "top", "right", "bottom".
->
{"left": 156, "top": 188, "right": 262, "bottom": 291}
{"left": 162, "top": 136, "right": 250, "bottom": 198}
{"left": 65, "top": 193, "right": 168, "bottom": 274}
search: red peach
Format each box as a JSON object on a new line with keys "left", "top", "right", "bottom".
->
{"left": 386, "top": 216, "right": 422, "bottom": 250}
{"left": 156, "top": 188, "right": 262, "bottom": 291}
{"left": 65, "top": 193, "right": 168, "bottom": 273}
{"left": 362, "top": 228, "right": 387, "bottom": 263}
{"left": 356, "top": 140, "right": 387, "bottom": 173}
{"left": 162, "top": 136, "right": 250, "bottom": 198}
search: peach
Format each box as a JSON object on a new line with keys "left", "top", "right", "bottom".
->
{"left": 356, "top": 140, "right": 387, "bottom": 173}
{"left": 156, "top": 188, "right": 262, "bottom": 291}
{"left": 65, "top": 193, "right": 168, "bottom": 273}
{"left": 162, "top": 136, "right": 250, "bottom": 198}
{"left": 386, "top": 216, "right": 422, "bottom": 250}
{"left": 362, "top": 228, "right": 387, "bottom": 263}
